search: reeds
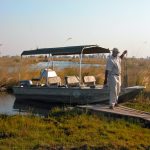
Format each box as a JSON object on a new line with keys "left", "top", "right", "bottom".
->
{"left": 0, "top": 56, "right": 150, "bottom": 90}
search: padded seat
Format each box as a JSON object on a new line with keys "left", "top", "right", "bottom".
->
{"left": 83, "top": 76, "right": 96, "bottom": 86}
{"left": 48, "top": 76, "right": 61, "bottom": 86}
{"left": 65, "top": 76, "right": 80, "bottom": 87}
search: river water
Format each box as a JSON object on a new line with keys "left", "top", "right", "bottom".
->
{"left": 31, "top": 61, "right": 102, "bottom": 70}
{"left": 0, "top": 94, "right": 65, "bottom": 116}
{"left": 0, "top": 94, "right": 16, "bottom": 115}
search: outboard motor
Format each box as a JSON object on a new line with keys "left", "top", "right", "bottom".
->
{"left": 19, "top": 80, "right": 33, "bottom": 87}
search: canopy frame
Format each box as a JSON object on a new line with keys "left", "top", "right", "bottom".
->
{"left": 20, "top": 45, "right": 110, "bottom": 85}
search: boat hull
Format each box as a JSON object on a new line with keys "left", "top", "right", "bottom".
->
{"left": 13, "top": 85, "right": 145, "bottom": 105}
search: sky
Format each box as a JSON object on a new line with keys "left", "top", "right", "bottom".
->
{"left": 0, "top": 0, "right": 150, "bottom": 57}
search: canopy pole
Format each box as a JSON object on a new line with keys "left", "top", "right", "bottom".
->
{"left": 47, "top": 54, "right": 50, "bottom": 69}
{"left": 79, "top": 48, "right": 85, "bottom": 84}
{"left": 46, "top": 54, "right": 51, "bottom": 85}
{"left": 51, "top": 55, "right": 54, "bottom": 70}
{"left": 47, "top": 53, "right": 54, "bottom": 70}
{"left": 123, "top": 53, "right": 128, "bottom": 87}
{"left": 19, "top": 55, "right": 22, "bottom": 81}
{"left": 79, "top": 54, "right": 82, "bottom": 84}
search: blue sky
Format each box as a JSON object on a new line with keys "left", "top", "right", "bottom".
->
{"left": 0, "top": 0, "right": 150, "bottom": 57}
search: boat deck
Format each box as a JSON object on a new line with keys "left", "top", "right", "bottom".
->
{"left": 77, "top": 104, "right": 150, "bottom": 126}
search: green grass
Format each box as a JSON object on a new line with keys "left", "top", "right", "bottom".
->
{"left": 123, "top": 90, "right": 150, "bottom": 112}
{"left": 0, "top": 108, "right": 150, "bottom": 149}
{"left": 123, "top": 99, "right": 150, "bottom": 112}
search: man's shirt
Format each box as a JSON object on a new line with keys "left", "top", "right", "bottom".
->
{"left": 106, "top": 55, "right": 121, "bottom": 76}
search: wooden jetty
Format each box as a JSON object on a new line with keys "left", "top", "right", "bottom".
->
{"left": 77, "top": 104, "right": 150, "bottom": 126}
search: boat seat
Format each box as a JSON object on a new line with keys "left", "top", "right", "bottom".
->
{"left": 83, "top": 76, "right": 96, "bottom": 86}
{"left": 65, "top": 76, "right": 80, "bottom": 87}
{"left": 48, "top": 76, "right": 61, "bottom": 86}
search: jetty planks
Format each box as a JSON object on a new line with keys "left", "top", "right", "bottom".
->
{"left": 77, "top": 104, "right": 150, "bottom": 124}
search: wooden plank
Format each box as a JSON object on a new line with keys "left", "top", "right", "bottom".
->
{"left": 77, "top": 104, "right": 150, "bottom": 123}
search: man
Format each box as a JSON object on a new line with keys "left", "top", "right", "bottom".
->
{"left": 104, "top": 48, "right": 127, "bottom": 109}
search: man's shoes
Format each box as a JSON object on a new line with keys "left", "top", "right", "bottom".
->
{"left": 109, "top": 105, "right": 114, "bottom": 110}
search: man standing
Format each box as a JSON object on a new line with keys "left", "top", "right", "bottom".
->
{"left": 104, "top": 48, "right": 127, "bottom": 109}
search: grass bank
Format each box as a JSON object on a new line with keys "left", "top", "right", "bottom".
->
{"left": 0, "top": 108, "right": 150, "bottom": 149}
{"left": 123, "top": 90, "right": 150, "bottom": 112}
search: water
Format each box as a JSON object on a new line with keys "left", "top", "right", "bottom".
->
{"left": 0, "top": 94, "right": 16, "bottom": 115}
{"left": 31, "top": 61, "right": 102, "bottom": 70}
{"left": 0, "top": 94, "right": 68, "bottom": 117}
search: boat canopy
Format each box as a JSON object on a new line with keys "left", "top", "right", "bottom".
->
{"left": 21, "top": 45, "right": 110, "bottom": 56}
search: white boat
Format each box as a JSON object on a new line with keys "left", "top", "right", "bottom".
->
{"left": 13, "top": 45, "right": 145, "bottom": 105}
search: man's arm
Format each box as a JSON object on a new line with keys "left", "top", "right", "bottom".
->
{"left": 120, "top": 50, "right": 127, "bottom": 59}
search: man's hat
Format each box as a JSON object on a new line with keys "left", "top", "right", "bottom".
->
{"left": 112, "top": 48, "right": 120, "bottom": 53}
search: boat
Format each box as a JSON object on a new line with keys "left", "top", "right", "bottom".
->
{"left": 13, "top": 45, "right": 145, "bottom": 105}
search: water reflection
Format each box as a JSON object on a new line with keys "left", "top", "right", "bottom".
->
{"left": 13, "top": 99, "right": 66, "bottom": 117}
{"left": 0, "top": 94, "right": 69, "bottom": 117}
{"left": 0, "top": 94, "right": 16, "bottom": 115}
